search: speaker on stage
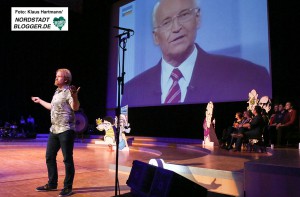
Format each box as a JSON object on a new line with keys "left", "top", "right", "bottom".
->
{"left": 126, "top": 160, "right": 207, "bottom": 197}
{"left": 126, "top": 160, "right": 157, "bottom": 196}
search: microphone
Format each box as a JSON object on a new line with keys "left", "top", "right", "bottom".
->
{"left": 113, "top": 26, "right": 134, "bottom": 33}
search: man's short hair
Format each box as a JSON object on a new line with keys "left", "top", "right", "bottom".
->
{"left": 254, "top": 105, "right": 262, "bottom": 115}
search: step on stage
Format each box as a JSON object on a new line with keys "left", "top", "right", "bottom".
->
{"left": 0, "top": 135, "right": 299, "bottom": 197}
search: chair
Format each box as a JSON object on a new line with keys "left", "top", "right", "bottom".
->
{"left": 247, "top": 137, "right": 266, "bottom": 152}
{"left": 246, "top": 127, "right": 267, "bottom": 153}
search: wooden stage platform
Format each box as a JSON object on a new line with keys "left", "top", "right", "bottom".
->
{"left": 0, "top": 135, "right": 299, "bottom": 197}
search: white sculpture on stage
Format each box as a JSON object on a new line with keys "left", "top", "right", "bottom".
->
{"left": 203, "top": 101, "right": 218, "bottom": 147}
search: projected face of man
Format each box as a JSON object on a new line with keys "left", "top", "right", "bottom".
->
{"left": 153, "top": 0, "right": 200, "bottom": 67}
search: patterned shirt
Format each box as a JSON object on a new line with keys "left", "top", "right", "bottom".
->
{"left": 50, "top": 86, "right": 75, "bottom": 134}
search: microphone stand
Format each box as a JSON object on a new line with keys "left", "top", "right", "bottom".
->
{"left": 114, "top": 30, "right": 130, "bottom": 196}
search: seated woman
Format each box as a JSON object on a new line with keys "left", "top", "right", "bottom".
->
{"left": 227, "top": 110, "right": 253, "bottom": 150}
{"left": 234, "top": 106, "right": 265, "bottom": 152}
{"left": 221, "top": 112, "right": 244, "bottom": 149}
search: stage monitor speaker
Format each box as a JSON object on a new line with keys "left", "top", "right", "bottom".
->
{"left": 126, "top": 160, "right": 157, "bottom": 196}
{"left": 126, "top": 160, "right": 207, "bottom": 197}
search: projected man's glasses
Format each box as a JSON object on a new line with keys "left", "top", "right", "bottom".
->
{"left": 154, "top": 8, "right": 200, "bottom": 31}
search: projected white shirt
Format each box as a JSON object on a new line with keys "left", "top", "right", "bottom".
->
{"left": 161, "top": 45, "right": 197, "bottom": 103}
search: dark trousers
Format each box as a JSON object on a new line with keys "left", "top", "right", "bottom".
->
{"left": 276, "top": 126, "right": 295, "bottom": 146}
{"left": 266, "top": 126, "right": 276, "bottom": 144}
{"left": 46, "top": 130, "right": 75, "bottom": 189}
{"left": 223, "top": 127, "right": 238, "bottom": 148}
{"left": 222, "top": 127, "right": 236, "bottom": 145}
{"left": 235, "top": 128, "right": 257, "bottom": 151}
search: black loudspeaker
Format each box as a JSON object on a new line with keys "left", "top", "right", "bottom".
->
{"left": 126, "top": 160, "right": 157, "bottom": 196}
{"left": 126, "top": 160, "right": 207, "bottom": 197}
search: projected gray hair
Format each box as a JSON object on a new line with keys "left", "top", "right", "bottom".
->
{"left": 152, "top": 0, "right": 199, "bottom": 29}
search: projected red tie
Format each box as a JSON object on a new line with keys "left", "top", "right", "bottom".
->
{"left": 164, "top": 69, "right": 183, "bottom": 104}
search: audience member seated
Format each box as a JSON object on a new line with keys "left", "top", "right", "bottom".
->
{"left": 220, "top": 112, "right": 244, "bottom": 149}
{"left": 269, "top": 104, "right": 279, "bottom": 125}
{"left": 233, "top": 106, "right": 265, "bottom": 152}
{"left": 266, "top": 103, "right": 286, "bottom": 145}
{"left": 276, "top": 101, "right": 298, "bottom": 146}
{"left": 225, "top": 110, "right": 252, "bottom": 150}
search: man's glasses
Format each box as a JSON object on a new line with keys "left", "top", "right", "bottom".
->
{"left": 154, "top": 8, "right": 200, "bottom": 31}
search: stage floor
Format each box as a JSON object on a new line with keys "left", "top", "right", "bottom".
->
{"left": 0, "top": 137, "right": 299, "bottom": 197}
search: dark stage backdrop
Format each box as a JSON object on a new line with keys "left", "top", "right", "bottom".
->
{"left": 0, "top": 0, "right": 110, "bottom": 133}
{"left": 0, "top": 0, "right": 299, "bottom": 139}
